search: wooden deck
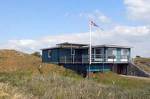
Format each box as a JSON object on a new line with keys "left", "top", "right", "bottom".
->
{"left": 59, "top": 54, "right": 130, "bottom": 64}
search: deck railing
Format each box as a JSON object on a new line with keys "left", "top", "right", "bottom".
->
{"left": 59, "top": 54, "right": 130, "bottom": 64}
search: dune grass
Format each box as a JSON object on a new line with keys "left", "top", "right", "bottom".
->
{"left": 91, "top": 72, "right": 150, "bottom": 89}
{"left": 0, "top": 83, "right": 33, "bottom": 99}
{"left": 0, "top": 50, "right": 150, "bottom": 99}
{"left": 0, "top": 69, "right": 150, "bottom": 99}
{"left": 134, "top": 57, "right": 150, "bottom": 73}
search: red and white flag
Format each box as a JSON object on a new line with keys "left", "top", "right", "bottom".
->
{"left": 90, "top": 20, "right": 103, "bottom": 30}
{"left": 90, "top": 20, "right": 99, "bottom": 27}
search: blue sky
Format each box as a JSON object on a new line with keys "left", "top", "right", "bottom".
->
{"left": 0, "top": 0, "right": 125, "bottom": 39}
{"left": 0, "top": 0, "right": 150, "bottom": 57}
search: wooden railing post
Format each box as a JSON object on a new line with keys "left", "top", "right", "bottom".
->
{"left": 81, "top": 55, "right": 83, "bottom": 64}
{"left": 73, "top": 55, "right": 74, "bottom": 64}
{"left": 65, "top": 56, "right": 66, "bottom": 64}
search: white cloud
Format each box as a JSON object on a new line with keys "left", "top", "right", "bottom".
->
{"left": 1, "top": 9, "right": 150, "bottom": 57}
{"left": 1, "top": 24, "right": 150, "bottom": 57}
{"left": 124, "top": 0, "right": 150, "bottom": 22}
{"left": 94, "top": 10, "right": 111, "bottom": 24}
{"left": 1, "top": 39, "right": 41, "bottom": 53}
{"left": 112, "top": 25, "right": 150, "bottom": 36}
{"left": 9, "top": 40, "right": 37, "bottom": 46}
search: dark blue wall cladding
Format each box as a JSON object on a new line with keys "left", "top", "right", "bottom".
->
{"left": 61, "top": 63, "right": 87, "bottom": 74}
{"left": 42, "top": 50, "right": 49, "bottom": 62}
{"left": 42, "top": 48, "right": 77, "bottom": 63}
{"left": 58, "top": 48, "right": 88, "bottom": 57}
{"left": 59, "top": 48, "right": 71, "bottom": 57}
{"left": 42, "top": 49, "right": 59, "bottom": 63}
{"left": 51, "top": 49, "right": 59, "bottom": 62}
{"left": 42, "top": 47, "right": 131, "bottom": 63}
{"left": 60, "top": 63, "right": 112, "bottom": 74}
{"left": 86, "top": 64, "right": 112, "bottom": 72}
{"left": 81, "top": 49, "right": 88, "bottom": 55}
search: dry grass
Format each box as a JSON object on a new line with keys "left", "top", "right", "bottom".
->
{"left": 91, "top": 72, "right": 150, "bottom": 89}
{"left": 0, "top": 50, "right": 150, "bottom": 99}
{"left": 0, "top": 83, "right": 34, "bottom": 99}
{"left": 1, "top": 71, "right": 150, "bottom": 99}
{"left": 0, "top": 49, "right": 40, "bottom": 72}
{"left": 134, "top": 57, "right": 150, "bottom": 73}
{"left": 25, "top": 73, "right": 150, "bottom": 99}
{"left": 0, "top": 49, "right": 78, "bottom": 76}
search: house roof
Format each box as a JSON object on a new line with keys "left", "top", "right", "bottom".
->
{"left": 41, "top": 42, "right": 88, "bottom": 50}
{"left": 56, "top": 42, "right": 88, "bottom": 47}
{"left": 41, "top": 46, "right": 59, "bottom": 50}
{"left": 41, "top": 42, "right": 131, "bottom": 50}
{"left": 93, "top": 44, "right": 131, "bottom": 48}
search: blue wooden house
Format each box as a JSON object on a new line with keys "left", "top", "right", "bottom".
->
{"left": 42, "top": 42, "right": 131, "bottom": 76}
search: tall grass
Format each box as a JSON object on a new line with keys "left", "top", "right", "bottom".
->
{"left": 25, "top": 73, "right": 150, "bottom": 99}
{"left": 0, "top": 70, "right": 33, "bottom": 86}
{"left": 91, "top": 72, "right": 150, "bottom": 89}
{"left": 0, "top": 70, "right": 150, "bottom": 99}
{"left": 0, "top": 83, "right": 33, "bottom": 99}
{"left": 0, "top": 50, "right": 150, "bottom": 99}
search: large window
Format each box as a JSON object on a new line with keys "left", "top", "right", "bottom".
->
{"left": 91, "top": 48, "right": 103, "bottom": 59}
{"left": 94, "top": 48, "right": 103, "bottom": 58}
{"left": 121, "top": 49, "right": 129, "bottom": 59}
{"left": 48, "top": 50, "right": 51, "bottom": 58}
{"left": 107, "top": 48, "right": 116, "bottom": 58}
{"left": 95, "top": 48, "right": 102, "bottom": 55}
{"left": 121, "top": 49, "right": 129, "bottom": 55}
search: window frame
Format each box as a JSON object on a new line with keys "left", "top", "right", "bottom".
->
{"left": 71, "top": 49, "right": 75, "bottom": 55}
{"left": 121, "top": 49, "right": 129, "bottom": 56}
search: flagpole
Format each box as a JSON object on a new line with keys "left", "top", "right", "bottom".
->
{"left": 88, "top": 20, "right": 92, "bottom": 78}
{"left": 89, "top": 21, "right": 92, "bottom": 65}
